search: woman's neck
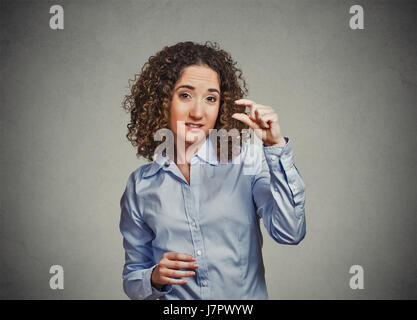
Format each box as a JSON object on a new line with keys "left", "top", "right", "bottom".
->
{"left": 174, "top": 139, "right": 205, "bottom": 166}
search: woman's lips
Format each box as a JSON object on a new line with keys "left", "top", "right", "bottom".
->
{"left": 185, "top": 123, "right": 203, "bottom": 131}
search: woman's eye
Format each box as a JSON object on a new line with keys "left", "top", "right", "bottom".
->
{"left": 207, "top": 96, "right": 217, "bottom": 103}
{"left": 179, "top": 93, "right": 191, "bottom": 99}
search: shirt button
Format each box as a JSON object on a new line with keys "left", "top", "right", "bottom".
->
{"left": 202, "top": 280, "right": 208, "bottom": 286}
{"left": 191, "top": 221, "right": 196, "bottom": 227}
{"left": 196, "top": 250, "right": 202, "bottom": 256}
{"left": 274, "top": 186, "right": 278, "bottom": 192}
{"left": 164, "top": 161, "right": 170, "bottom": 167}
{"left": 270, "top": 155, "right": 277, "bottom": 161}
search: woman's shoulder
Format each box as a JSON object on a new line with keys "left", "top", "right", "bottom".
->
{"left": 124, "top": 162, "right": 155, "bottom": 186}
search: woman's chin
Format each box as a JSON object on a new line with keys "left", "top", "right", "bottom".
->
{"left": 185, "top": 132, "right": 206, "bottom": 144}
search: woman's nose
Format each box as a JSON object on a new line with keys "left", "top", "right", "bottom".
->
{"left": 189, "top": 99, "right": 204, "bottom": 119}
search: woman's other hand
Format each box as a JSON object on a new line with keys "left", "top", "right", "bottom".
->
{"left": 151, "top": 252, "right": 199, "bottom": 289}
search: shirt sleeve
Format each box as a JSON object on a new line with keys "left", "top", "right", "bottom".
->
{"left": 251, "top": 137, "right": 306, "bottom": 244}
{"left": 119, "top": 169, "right": 173, "bottom": 299}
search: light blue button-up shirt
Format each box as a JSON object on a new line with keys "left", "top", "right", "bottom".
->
{"left": 119, "top": 136, "right": 306, "bottom": 300}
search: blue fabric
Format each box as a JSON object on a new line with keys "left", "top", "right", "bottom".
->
{"left": 119, "top": 136, "right": 306, "bottom": 300}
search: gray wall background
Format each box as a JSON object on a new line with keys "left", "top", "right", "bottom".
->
{"left": 1, "top": 0, "right": 416, "bottom": 299}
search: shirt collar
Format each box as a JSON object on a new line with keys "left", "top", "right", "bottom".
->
{"left": 142, "top": 137, "right": 219, "bottom": 179}
{"left": 196, "top": 136, "right": 219, "bottom": 166}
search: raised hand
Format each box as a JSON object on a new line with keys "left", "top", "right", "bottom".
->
{"left": 232, "top": 99, "right": 286, "bottom": 147}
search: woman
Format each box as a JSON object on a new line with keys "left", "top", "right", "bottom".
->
{"left": 120, "top": 41, "right": 306, "bottom": 300}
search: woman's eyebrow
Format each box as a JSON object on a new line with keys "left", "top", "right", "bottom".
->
{"left": 175, "top": 85, "right": 220, "bottom": 94}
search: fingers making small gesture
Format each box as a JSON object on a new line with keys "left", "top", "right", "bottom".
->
{"left": 232, "top": 99, "right": 286, "bottom": 147}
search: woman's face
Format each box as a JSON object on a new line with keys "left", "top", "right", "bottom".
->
{"left": 169, "top": 65, "right": 221, "bottom": 149}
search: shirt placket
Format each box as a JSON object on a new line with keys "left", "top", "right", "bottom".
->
{"left": 181, "top": 155, "right": 210, "bottom": 299}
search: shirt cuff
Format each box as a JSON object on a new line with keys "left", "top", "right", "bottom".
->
{"left": 263, "top": 137, "right": 294, "bottom": 171}
{"left": 143, "top": 265, "right": 173, "bottom": 299}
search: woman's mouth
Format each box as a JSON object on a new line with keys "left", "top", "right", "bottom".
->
{"left": 185, "top": 123, "right": 203, "bottom": 130}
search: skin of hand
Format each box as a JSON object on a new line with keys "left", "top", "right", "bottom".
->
{"left": 232, "top": 99, "right": 286, "bottom": 147}
{"left": 151, "top": 252, "right": 199, "bottom": 289}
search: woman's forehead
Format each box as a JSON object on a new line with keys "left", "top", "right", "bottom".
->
{"left": 177, "top": 65, "right": 220, "bottom": 89}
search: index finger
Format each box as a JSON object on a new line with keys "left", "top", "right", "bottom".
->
{"left": 164, "top": 252, "right": 196, "bottom": 261}
{"left": 234, "top": 98, "right": 255, "bottom": 106}
{"left": 235, "top": 99, "right": 257, "bottom": 121}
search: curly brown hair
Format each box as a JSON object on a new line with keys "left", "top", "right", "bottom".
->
{"left": 121, "top": 41, "right": 250, "bottom": 162}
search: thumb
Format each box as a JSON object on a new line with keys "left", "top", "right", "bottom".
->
{"left": 232, "top": 113, "right": 259, "bottom": 130}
